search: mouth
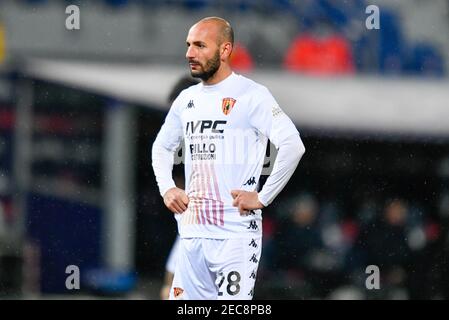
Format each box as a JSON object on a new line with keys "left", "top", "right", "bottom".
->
{"left": 189, "top": 61, "right": 201, "bottom": 69}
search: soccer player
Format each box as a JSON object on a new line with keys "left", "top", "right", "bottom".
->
{"left": 152, "top": 17, "right": 305, "bottom": 300}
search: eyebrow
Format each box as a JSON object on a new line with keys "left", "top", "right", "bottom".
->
{"left": 186, "top": 40, "right": 206, "bottom": 46}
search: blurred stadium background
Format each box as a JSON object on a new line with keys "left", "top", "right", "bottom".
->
{"left": 1, "top": 0, "right": 449, "bottom": 300}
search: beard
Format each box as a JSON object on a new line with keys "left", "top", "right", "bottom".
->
{"left": 189, "top": 50, "right": 221, "bottom": 82}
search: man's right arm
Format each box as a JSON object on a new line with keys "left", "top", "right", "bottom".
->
{"left": 151, "top": 99, "right": 189, "bottom": 213}
{"left": 151, "top": 99, "right": 183, "bottom": 196}
{"left": 151, "top": 97, "right": 189, "bottom": 213}
{"left": 152, "top": 142, "right": 189, "bottom": 213}
{"left": 152, "top": 142, "right": 177, "bottom": 197}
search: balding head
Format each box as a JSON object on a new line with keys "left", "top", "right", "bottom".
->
{"left": 192, "top": 17, "right": 234, "bottom": 47}
{"left": 186, "top": 17, "right": 234, "bottom": 84}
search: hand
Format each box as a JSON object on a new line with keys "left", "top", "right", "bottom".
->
{"left": 231, "top": 190, "right": 264, "bottom": 215}
{"left": 163, "top": 187, "right": 189, "bottom": 214}
{"left": 160, "top": 284, "right": 171, "bottom": 300}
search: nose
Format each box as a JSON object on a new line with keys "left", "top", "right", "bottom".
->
{"left": 186, "top": 45, "right": 195, "bottom": 60}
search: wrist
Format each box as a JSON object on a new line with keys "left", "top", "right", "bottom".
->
{"left": 257, "top": 193, "right": 267, "bottom": 208}
{"left": 162, "top": 186, "right": 177, "bottom": 198}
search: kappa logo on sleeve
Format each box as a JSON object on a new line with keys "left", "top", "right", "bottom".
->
{"left": 222, "top": 97, "right": 236, "bottom": 115}
{"left": 243, "top": 176, "right": 257, "bottom": 186}
{"left": 173, "top": 287, "right": 185, "bottom": 299}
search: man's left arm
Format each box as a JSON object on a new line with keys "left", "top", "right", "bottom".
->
{"left": 257, "top": 132, "right": 304, "bottom": 207}
{"left": 231, "top": 87, "right": 305, "bottom": 213}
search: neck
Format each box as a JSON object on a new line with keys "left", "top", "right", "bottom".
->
{"left": 203, "top": 64, "right": 233, "bottom": 85}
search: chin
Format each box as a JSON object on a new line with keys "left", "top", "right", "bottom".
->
{"left": 190, "top": 71, "right": 203, "bottom": 79}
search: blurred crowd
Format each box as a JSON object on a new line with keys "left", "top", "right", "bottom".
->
{"left": 256, "top": 193, "right": 449, "bottom": 299}
{"left": 15, "top": 0, "right": 447, "bottom": 77}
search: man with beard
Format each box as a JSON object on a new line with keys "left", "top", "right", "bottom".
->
{"left": 152, "top": 17, "right": 305, "bottom": 300}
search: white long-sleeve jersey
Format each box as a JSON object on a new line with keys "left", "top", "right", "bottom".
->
{"left": 152, "top": 72, "right": 305, "bottom": 239}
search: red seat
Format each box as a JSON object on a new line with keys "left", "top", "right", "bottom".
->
{"left": 284, "top": 33, "right": 355, "bottom": 75}
{"left": 230, "top": 42, "right": 254, "bottom": 72}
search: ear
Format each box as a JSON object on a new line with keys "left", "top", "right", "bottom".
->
{"left": 221, "top": 42, "right": 233, "bottom": 59}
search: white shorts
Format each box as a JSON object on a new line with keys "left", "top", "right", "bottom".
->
{"left": 169, "top": 237, "right": 262, "bottom": 300}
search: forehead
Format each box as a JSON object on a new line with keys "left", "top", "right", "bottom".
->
{"left": 186, "top": 22, "right": 220, "bottom": 43}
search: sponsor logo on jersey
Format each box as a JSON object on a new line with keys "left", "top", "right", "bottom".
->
{"left": 173, "top": 287, "right": 184, "bottom": 299}
{"left": 249, "top": 239, "right": 258, "bottom": 248}
{"left": 250, "top": 270, "right": 257, "bottom": 279}
{"left": 222, "top": 97, "right": 236, "bottom": 115}
{"left": 186, "top": 120, "right": 227, "bottom": 135}
{"left": 249, "top": 253, "right": 258, "bottom": 263}
{"left": 243, "top": 176, "right": 257, "bottom": 186}
{"left": 247, "top": 220, "right": 258, "bottom": 231}
{"left": 272, "top": 105, "right": 284, "bottom": 117}
{"left": 187, "top": 100, "right": 195, "bottom": 109}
